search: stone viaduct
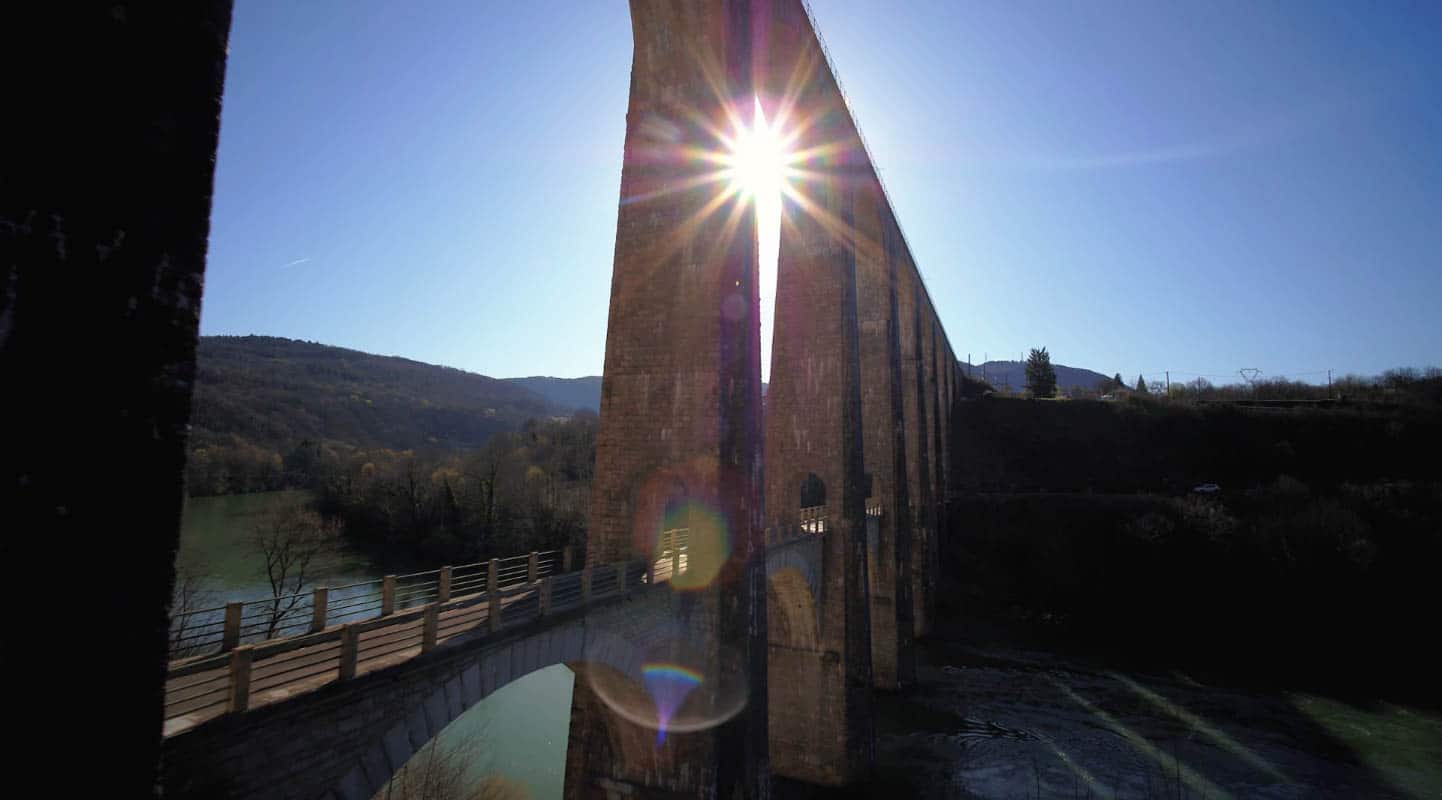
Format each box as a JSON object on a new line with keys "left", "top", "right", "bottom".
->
{"left": 579, "top": 0, "right": 962, "bottom": 795}
{"left": 5, "top": 0, "right": 961, "bottom": 797}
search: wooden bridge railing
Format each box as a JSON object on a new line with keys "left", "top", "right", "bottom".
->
{"left": 163, "top": 542, "right": 691, "bottom": 735}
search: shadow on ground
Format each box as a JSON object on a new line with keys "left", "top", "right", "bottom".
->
{"left": 777, "top": 615, "right": 1441, "bottom": 799}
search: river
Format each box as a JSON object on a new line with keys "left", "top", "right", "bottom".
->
{"left": 178, "top": 490, "right": 572, "bottom": 800}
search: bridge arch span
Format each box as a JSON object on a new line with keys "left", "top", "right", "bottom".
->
{"left": 161, "top": 585, "right": 697, "bottom": 800}
{"left": 327, "top": 625, "right": 588, "bottom": 800}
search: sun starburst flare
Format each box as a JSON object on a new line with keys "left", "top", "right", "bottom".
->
{"left": 718, "top": 98, "right": 803, "bottom": 384}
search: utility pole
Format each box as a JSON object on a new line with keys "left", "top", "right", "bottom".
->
{"left": 1328, "top": 369, "right": 1333, "bottom": 397}
{"left": 1165, "top": 370, "right": 1170, "bottom": 397}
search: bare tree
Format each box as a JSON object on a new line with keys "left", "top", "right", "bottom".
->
{"left": 168, "top": 559, "right": 216, "bottom": 658}
{"left": 250, "top": 502, "right": 341, "bottom": 638}
{"left": 377, "top": 729, "right": 526, "bottom": 800}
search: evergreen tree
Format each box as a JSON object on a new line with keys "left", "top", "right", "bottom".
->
{"left": 1113, "top": 372, "right": 1125, "bottom": 391}
{"left": 1025, "top": 347, "right": 1058, "bottom": 398}
{"left": 1136, "top": 373, "right": 1150, "bottom": 394}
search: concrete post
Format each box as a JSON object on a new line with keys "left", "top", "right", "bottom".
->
{"left": 539, "top": 578, "right": 552, "bottom": 618}
{"left": 563, "top": 546, "right": 574, "bottom": 573}
{"left": 528, "top": 551, "right": 539, "bottom": 584}
{"left": 221, "top": 602, "right": 243, "bottom": 652}
{"left": 228, "top": 646, "right": 253, "bottom": 713}
{"left": 381, "top": 575, "right": 396, "bottom": 617}
{"left": 581, "top": 565, "right": 592, "bottom": 605}
{"left": 339, "top": 624, "right": 358, "bottom": 680}
{"left": 422, "top": 604, "right": 439, "bottom": 652}
{"left": 488, "top": 559, "right": 502, "bottom": 633}
{"left": 438, "top": 566, "right": 452, "bottom": 603}
{"left": 310, "top": 587, "right": 328, "bottom": 634}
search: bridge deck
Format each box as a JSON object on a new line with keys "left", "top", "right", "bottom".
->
{"left": 163, "top": 554, "right": 692, "bottom": 737}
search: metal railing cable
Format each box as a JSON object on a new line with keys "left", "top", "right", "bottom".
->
{"left": 797, "top": 0, "right": 957, "bottom": 356}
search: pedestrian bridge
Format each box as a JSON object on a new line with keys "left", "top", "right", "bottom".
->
{"left": 160, "top": 508, "right": 873, "bottom": 799}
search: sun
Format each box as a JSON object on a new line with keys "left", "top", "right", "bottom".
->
{"left": 724, "top": 100, "right": 785, "bottom": 202}
{"left": 719, "top": 98, "right": 798, "bottom": 385}
{"left": 720, "top": 98, "right": 796, "bottom": 205}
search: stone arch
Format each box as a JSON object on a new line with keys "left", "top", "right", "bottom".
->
{"left": 766, "top": 566, "right": 819, "bottom": 651}
{"left": 799, "top": 472, "right": 826, "bottom": 509}
{"left": 327, "top": 625, "right": 592, "bottom": 800}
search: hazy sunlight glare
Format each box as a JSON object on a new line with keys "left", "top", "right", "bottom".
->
{"left": 723, "top": 97, "right": 787, "bottom": 386}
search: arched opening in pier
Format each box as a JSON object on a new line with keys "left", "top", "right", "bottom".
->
{"left": 800, "top": 473, "right": 827, "bottom": 510}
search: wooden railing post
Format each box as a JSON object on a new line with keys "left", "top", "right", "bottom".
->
{"left": 221, "top": 602, "right": 243, "bottom": 652}
{"left": 581, "top": 565, "right": 592, "bottom": 605}
{"left": 527, "top": 551, "right": 539, "bottom": 584}
{"left": 616, "top": 562, "right": 627, "bottom": 595}
{"left": 339, "top": 624, "right": 358, "bottom": 680}
{"left": 488, "top": 559, "right": 501, "bottom": 633}
{"left": 310, "top": 587, "right": 329, "bottom": 633}
{"left": 422, "top": 604, "right": 439, "bottom": 652}
{"left": 381, "top": 575, "right": 396, "bottom": 616}
{"left": 538, "top": 578, "right": 552, "bottom": 618}
{"left": 438, "top": 566, "right": 452, "bottom": 603}
{"left": 228, "top": 645, "right": 253, "bottom": 713}
{"left": 562, "top": 546, "right": 574, "bottom": 573}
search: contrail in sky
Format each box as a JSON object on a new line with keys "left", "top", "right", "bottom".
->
{"left": 281, "top": 257, "right": 310, "bottom": 269}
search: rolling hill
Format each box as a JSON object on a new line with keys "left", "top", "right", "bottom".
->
{"left": 503, "top": 376, "right": 602, "bottom": 413}
{"left": 965, "top": 360, "right": 1115, "bottom": 394}
{"left": 187, "top": 337, "right": 567, "bottom": 495}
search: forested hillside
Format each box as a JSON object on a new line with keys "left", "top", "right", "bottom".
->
{"left": 186, "top": 336, "right": 563, "bottom": 495}
{"left": 503, "top": 376, "right": 602, "bottom": 412}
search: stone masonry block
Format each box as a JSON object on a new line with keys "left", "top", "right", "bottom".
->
{"left": 444, "top": 675, "right": 463, "bottom": 720}
{"left": 462, "top": 663, "right": 483, "bottom": 706}
{"left": 424, "top": 691, "right": 448, "bottom": 739}
{"left": 382, "top": 722, "right": 413, "bottom": 775}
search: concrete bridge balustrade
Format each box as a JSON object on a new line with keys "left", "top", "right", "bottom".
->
{"left": 162, "top": 555, "right": 691, "bottom": 799}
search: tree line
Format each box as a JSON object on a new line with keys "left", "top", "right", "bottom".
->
{"left": 238, "top": 414, "right": 599, "bottom": 568}
{"left": 1007, "top": 346, "right": 1442, "bottom": 408}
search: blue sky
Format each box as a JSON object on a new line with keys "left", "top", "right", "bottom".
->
{"left": 203, "top": 0, "right": 1441, "bottom": 385}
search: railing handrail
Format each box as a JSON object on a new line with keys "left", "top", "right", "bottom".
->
{"left": 168, "top": 547, "right": 572, "bottom": 660}
{"left": 164, "top": 545, "right": 687, "bottom": 733}
{"left": 163, "top": 515, "right": 835, "bottom": 733}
